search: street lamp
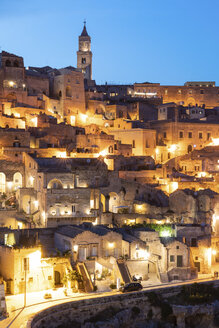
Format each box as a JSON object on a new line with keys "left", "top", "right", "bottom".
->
{"left": 23, "top": 257, "right": 29, "bottom": 307}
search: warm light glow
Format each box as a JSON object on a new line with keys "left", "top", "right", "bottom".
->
{"left": 17, "top": 221, "right": 23, "bottom": 229}
{"left": 90, "top": 199, "right": 94, "bottom": 208}
{"left": 31, "top": 117, "right": 38, "bottom": 127}
{"left": 169, "top": 181, "right": 178, "bottom": 193}
{"left": 29, "top": 176, "right": 34, "bottom": 185}
{"left": 9, "top": 81, "right": 14, "bottom": 87}
{"left": 207, "top": 248, "right": 212, "bottom": 267}
{"left": 212, "top": 214, "right": 219, "bottom": 231}
{"left": 212, "top": 250, "right": 217, "bottom": 255}
{"left": 14, "top": 113, "right": 20, "bottom": 118}
{"left": 58, "top": 151, "right": 67, "bottom": 158}
{"left": 129, "top": 219, "right": 136, "bottom": 224}
{"left": 160, "top": 229, "right": 172, "bottom": 237}
{"left": 34, "top": 200, "right": 39, "bottom": 208}
{"left": 70, "top": 115, "right": 76, "bottom": 126}
{"left": 136, "top": 249, "right": 150, "bottom": 260}
{"left": 210, "top": 138, "right": 219, "bottom": 146}
{"left": 168, "top": 144, "right": 177, "bottom": 152}
{"left": 7, "top": 181, "right": 13, "bottom": 189}
{"left": 73, "top": 245, "right": 78, "bottom": 252}
{"left": 98, "top": 149, "right": 108, "bottom": 157}
{"left": 79, "top": 113, "right": 87, "bottom": 124}
{"left": 197, "top": 171, "right": 207, "bottom": 178}
{"left": 155, "top": 148, "right": 159, "bottom": 154}
{"left": 108, "top": 242, "right": 114, "bottom": 249}
{"left": 92, "top": 218, "right": 97, "bottom": 226}
{"left": 42, "top": 211, "right": 46, "bottom": 223}
{"left": 86, "top": 209, "right": 90, "bottom": 215}
{"left": 29, "top": 250, "right": 41, "bottom": 270}
{"left": 136, "top": 204, "right": 143, "bottom": 211}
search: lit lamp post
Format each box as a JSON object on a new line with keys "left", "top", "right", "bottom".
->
{"left": 24, "top": 257, "right": 29, "bottom": 307}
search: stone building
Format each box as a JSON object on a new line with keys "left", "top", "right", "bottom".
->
{"left": 134, "top": 81, "right": 219, "bottom": 108}
{"left": 176, "top": 224, "right": 212, "bottom": 274}
{"left": 53, "top": 67, "right": 86, "bottom": 125}
{"left": 0, "top": 230, "right": 71, "bottom": 295}
{"left": 169, "top": 189, "right": 218, "bottom": 225}
{"left": 109, "top": 128, "right": 156, "bottom": 157}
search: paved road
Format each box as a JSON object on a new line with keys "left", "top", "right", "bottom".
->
{"left": 1, "top": 276, "right": 218, "bottom": 328}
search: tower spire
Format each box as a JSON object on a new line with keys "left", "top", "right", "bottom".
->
{"left": 77, "top": 21, "right": 92, "bottom": 80}
{"left": 81, "top": 20, "right": 89, "bottom": 37}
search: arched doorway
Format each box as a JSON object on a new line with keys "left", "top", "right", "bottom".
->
{"left": 66, "top": 86, "right": 72, "bottom": 97}
{"left": 187, "top": 145, "right": 193, "bottom": 153}
{"left": 109, "top": 192, "right": 119, "bottom": 213}
{"left": 186, "top": 97, "right": 196, "bottom": 107}
{"left": 54, "top": 271, "right": 61, "bottom": 286}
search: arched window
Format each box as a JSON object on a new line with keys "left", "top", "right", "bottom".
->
{"left": 58, "top": 91, "right": 62, "bottom": 98}
{"left": 82, "top": 57, "right": 86, "bottom": 64}
{"left": 108, "top": 146, "right": 113, "bottom": 153}
{"left": 13, "top": 172, "right": 22, "bottom": 189}
{"left": 5, "top": 60, "right": 11, "bottom": 67}
{"left": 66, "top": 86, "right": 72, "bottom": 97}
{"left": 14, "top": 60, "right": 19, "bottom": 67}
{"left": 0, "top": 173, "right": 6, "bottom": 193}
{"left": 47, "top": 179, "right": 63, "bottom": 189}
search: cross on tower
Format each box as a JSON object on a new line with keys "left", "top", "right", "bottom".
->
{"left": 83, "top": 19, "right": 86, "bottom": 26}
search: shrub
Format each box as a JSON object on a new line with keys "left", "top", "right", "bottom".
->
{"left": 109, "top": 283, "right": 117, "bottom": 289}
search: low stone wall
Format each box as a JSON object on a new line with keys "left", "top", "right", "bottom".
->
{"left": 28, "top": 280, "right": 219, "bottom": 328}
{"left": 0, "top": 283, "right": 7, "bottom": 318}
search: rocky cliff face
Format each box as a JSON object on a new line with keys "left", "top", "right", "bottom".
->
{"left": 78, "top": 301, "right": 219, "bottom": 328}
{"left": 173, "top": 302, "right": 219, "bottom": 328}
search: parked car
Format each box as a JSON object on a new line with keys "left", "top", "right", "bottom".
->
{"left": 119, "top": 282, "right": 143, "bottom": 293}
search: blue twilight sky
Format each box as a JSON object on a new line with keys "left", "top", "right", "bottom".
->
{"left": 0, "top": 0, "right": 218, "bottom": 85}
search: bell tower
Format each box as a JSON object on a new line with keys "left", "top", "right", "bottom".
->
{"left": 77, "top": 21, "right": 92, "bottom": 80}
